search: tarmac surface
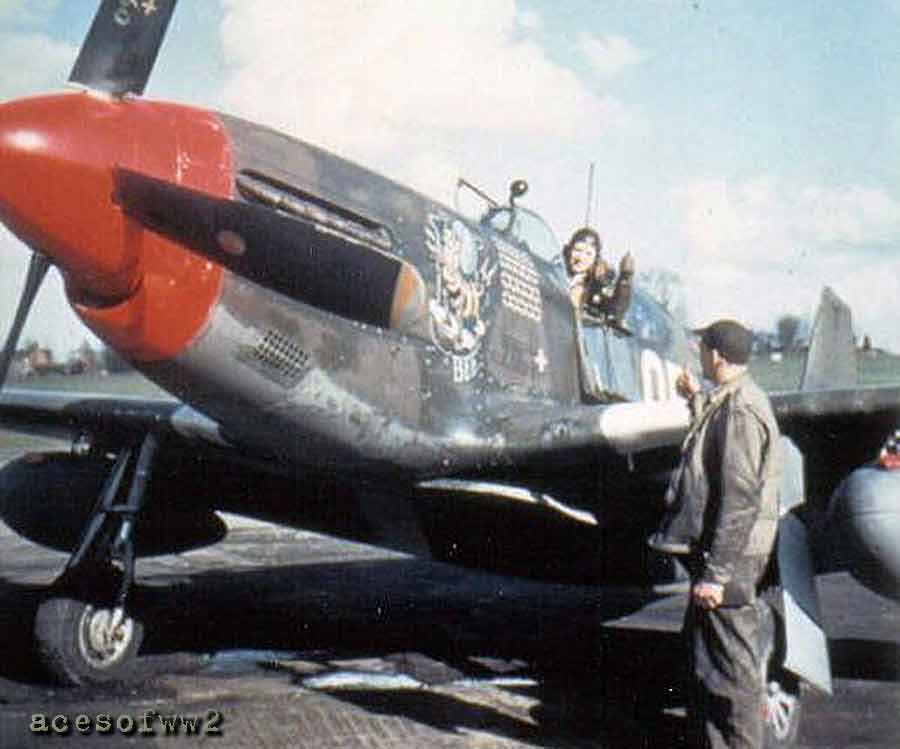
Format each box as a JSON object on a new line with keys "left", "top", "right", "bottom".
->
{"left": 0, "top": 447, "right": 898, "bottom": 748}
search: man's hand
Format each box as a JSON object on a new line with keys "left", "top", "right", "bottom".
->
{"left": 591, "top": 260, "right": 613, "bottom": 283}
{"left": 675, "top": 369, "right": 700, "bottom": 401}
{"left": 692, "top": 581, "right": 724, "bottom": 610}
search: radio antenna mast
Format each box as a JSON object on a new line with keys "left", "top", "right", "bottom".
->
{"left": 585, "top": 162, "right": 596, "bottom": 227}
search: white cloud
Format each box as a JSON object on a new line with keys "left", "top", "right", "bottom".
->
{"left": 579, "top": 33, "right": 647, "bottom": 77}
{"left": 0, "top": 31, "right": 75, "bottom": 99}
{"left": 672, "top": 177, "right": 791, "bottom": 266}
{"left": 673, "top": 177, "right": 900, "bottom": 264}
{"left": 671, "top": 177, "right": 900, "bottom": 351}
{"left": 796, "top": 186, "right": 900, "bottom": 246}
{"left": 217, "top": 0, "right": 633, "bottom": 203}
{"left": 836, "top": 264, "right": 900, "bottom": 353}
{"left": 516, "top": 9, "right": 544, "bottom": 33}
{"left": 0, "top": 0, "right": 60, "bottom": 26}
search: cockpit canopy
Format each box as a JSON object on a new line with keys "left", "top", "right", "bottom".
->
{"left": 457, "top": 177, "right": 561, "bottom": 263}
{"left": 480, "top": 206, "right": 561, "bottom": 263}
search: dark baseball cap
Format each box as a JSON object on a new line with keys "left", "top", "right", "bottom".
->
{"left": 693, "top": 319, "right": 753, "bottom": 364}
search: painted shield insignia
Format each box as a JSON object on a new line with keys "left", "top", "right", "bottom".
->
{"left": 425, "top": 213, "right": 497, "bottom": 373}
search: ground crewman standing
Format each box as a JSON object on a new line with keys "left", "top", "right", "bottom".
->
{"left": 648, "top": 319, "right": 782, "bottom": 748}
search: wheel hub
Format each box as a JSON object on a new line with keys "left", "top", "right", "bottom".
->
{"left": 78, "top": 605, "right": 135, "bottom": 668}
{"left": 766, "top": 679, "right": 799, "bottom": 741}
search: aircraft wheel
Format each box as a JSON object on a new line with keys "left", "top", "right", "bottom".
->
{"left": 761, "top": 601, "right": 803, "bottom": 747}
{"left": 34, "top": 597, "right": 143, "bottom": 686}
{"left": 764, "top": 671, "right": 802, "bottom": 747}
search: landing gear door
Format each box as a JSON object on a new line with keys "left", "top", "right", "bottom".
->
{"left": 777, "top": 437, "right": 833, "bottom": 696}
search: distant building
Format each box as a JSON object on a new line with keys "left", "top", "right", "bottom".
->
{"left": 752, "top": 331, "right": 780, "bottom": 355}
{"left": 65, "top": 342, "right": 101, "bottom": 375}
{"left": 28, "top": 346, "right": 60, "bottom": 375}
{"left": 12, "top": 344, "right": 65, "bottom": 377}
{"left": 9, "top": 352, "right": 31, "bottom": 380}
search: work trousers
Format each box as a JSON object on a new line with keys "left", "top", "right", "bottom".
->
{"left": 684, "top": 598, "right": 769, "bottom": 749}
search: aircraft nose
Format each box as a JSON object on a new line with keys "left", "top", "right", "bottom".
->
{"left": 0, "top": 93, "right": 139, "bottom": 301}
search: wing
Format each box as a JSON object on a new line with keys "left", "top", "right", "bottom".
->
{"left": 773, "top": 385, "right": 900, "bottom": 472}
{"left": 0, "top": 387, "right": 220, "bottom": 447}
{"left": 597, "top": 286, "right": 900, "bottom": 493}
{"left": 0, "top": 387, "right": 238, "bottom": 557}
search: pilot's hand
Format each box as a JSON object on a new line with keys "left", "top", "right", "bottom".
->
{"left": 675, "top": 369, "right": 700, "bottom": 400}
{"left": 692, "top": 581, "right": 724, "bottom": 610}
{"left": 592, "top": 260, "right": 613, "bottom": 282}
{"left": 619, "top": 252, "right": 635, "bottom": 277}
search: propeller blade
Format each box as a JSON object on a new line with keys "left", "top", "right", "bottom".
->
{"left": 0, "top": 252, "right": 51, "bottom": 388}
{"left": 68, "top": 0, "right": 178, "bottom": 97}
{"left": 113, "top": 168, "right": 404, "bottom": 329}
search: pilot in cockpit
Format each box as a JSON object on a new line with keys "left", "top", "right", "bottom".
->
{"left": 562, "top": 227, "right": 634, "bottom": 326}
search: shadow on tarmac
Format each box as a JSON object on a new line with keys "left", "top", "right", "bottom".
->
{"left": 0, "top": 556, "right": 692, "bottom": 746}
{"left": 829, "top": 638, "right": 900, "bottom": 682}
{"left": 1, "top": 558, "right": 898, "bottom": 747}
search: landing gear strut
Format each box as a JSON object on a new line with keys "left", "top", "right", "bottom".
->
{"left": 35, "top": 433, "right": 158, "bottom": 686}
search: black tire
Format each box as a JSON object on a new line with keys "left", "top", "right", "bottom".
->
{"left": 34, "top": 597, "right": 144, "bottom": 686}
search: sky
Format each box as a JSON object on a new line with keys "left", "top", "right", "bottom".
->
{"left": 1, "top": 0, "right": 900, "bottom": 356}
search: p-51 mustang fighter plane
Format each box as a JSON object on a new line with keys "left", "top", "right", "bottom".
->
{"left": 1, "top": 3, "right": 899, "bottom": 743}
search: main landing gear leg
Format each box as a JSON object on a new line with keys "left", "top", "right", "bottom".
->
{"left": 34, "top": 433, "right": 159, "bottom": 686}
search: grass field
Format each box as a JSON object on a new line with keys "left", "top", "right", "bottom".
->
{"left": 749, "top": 350, "right": 900, "bottom": 391}
{"left": 5, "top": 371, "right": 171, "bottom": 398}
